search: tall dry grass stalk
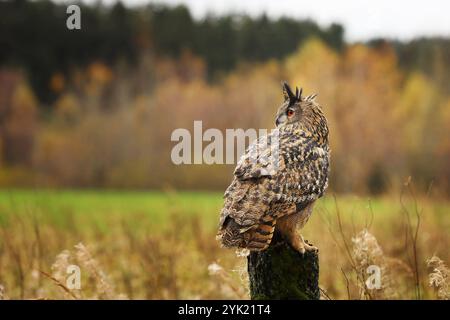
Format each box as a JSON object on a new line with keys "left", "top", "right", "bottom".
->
{"left": 74, "top": 243, "right": 119, "bottom": 299}
{"left": 208, "top": 261, "right": 249, "bottom": 299}
{"left": 400, "top": 177, "right": 423, "bottom": 299}
{"left": 351, "top": 229, "right": 406, "bottom": 299}
{"left": 328, "top": 194, "right": 418, "bottom": 299}
{"left": 427, "top": 255, "right": 450, "bottom": 300}
{"left": 0, "top": 284, "right": 7, "bottom": 300}
{"left": 49, "top": 243, "right": 126, "bottom": 300}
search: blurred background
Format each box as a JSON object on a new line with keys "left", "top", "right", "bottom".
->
{"left": 0, "top": 0, "right": 449, "bottom": 300}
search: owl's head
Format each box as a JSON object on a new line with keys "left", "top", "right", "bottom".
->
{"left": 275, "top": 81, "right": 329, "bottom": 144}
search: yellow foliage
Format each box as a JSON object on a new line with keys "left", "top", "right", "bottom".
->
{"left": 284, "top": 38, "right": 339, "bottom": 95}
{"left": 11, "top": 82, "right": 37, "bottom": 115}
{"left": 6, "top": 81, "right": 37, "bottom": 138}
{"left": 49, "top": 72, "right": 65, "bottom": 93}
{"left": 395, "top": 73, "right": 439, "bottom": 152}
{"left": 55, "top": 93, "right": 81, "bottom": 122}
{"left": 88, "top": 62, "right": 113, "bottom": 84}
{"left": 84, "top": 62, "right": 114, "bottom": 98}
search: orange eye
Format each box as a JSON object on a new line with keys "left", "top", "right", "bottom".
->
{"left": 287, "top": 109, "right": 294, "bottom": 117}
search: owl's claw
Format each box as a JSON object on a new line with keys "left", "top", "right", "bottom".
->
{"left": 297, "top": 245, "right": 306, "bottom": 255}
{"left": 291, "top": 234, "right": 318, "bottom": 255}
{"left": 303, "top": 242, "right": 318, "bottom": 253}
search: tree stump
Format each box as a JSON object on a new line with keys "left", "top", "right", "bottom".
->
{"left": 247, "top": 234, "right": 320, "bottom": 300}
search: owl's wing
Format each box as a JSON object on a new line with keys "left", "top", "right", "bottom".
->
{"left": 231, "top": 128, "right": 329, "bottom": 210}
{"left": 233, "top": 130, "right": 284, "bottom": 181}
{"left": 220, "top": 129, "right": 329, "bottom": 234}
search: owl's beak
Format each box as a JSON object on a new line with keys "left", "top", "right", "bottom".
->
{"left": 276, "top": 114, "right": 286, "bottom": 127}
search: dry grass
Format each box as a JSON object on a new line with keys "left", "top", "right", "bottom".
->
{"left": 427, "top": 256, "right": 450, "bottom": 299}
{"left": 0, "top": 189, "right": 448, "bottom": 300}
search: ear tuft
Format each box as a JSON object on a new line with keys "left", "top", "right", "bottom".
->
{"left": 296, "top": 87, "right": 303, "bottom": 101}
{"left": 282, "top": 81, "right": 302, "bottom": 104}
{"left": 307, "top": 93, "right": 318, "bottom": 101}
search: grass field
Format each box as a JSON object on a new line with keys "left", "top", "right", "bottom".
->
{"left": 0, "top": 189, "right": 449, "bottom": 299}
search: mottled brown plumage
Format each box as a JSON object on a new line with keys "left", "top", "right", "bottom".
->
{"left": 217, "top": 82, "right": 330, "bottom": 254}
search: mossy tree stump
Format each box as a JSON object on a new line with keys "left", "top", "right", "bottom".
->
{"left": 247, "top": 235, "right": 320, "bottom": 300}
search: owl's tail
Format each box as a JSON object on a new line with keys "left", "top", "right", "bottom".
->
{"left": 217, "top": 217, "right": 276, "bottom": 251}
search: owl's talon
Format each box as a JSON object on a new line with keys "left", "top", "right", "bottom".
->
{"left": 291, "top": 235, "right": 318, "bottom": 254}
{"left": 289, "top": 235, "right": 307, "bottom": 254}
{"left": 304, "top": 243, "right": 318, "bottom": 253}
{"left": 297, "top": 245, "right": 306, "bottom": 255}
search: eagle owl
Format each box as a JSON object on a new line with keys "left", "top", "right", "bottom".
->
{"left": 217, "top": 82, "right": 330, "bottom": 254}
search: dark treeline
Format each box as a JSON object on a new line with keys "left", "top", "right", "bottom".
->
{"left": 2, "top": 0, "right": 450, "bottom": 105}
{"left": 3, "top": 0, "right": 447, "bottom": 106}
{"left": 0, "top": 0, "right": 344, "bottom": 104}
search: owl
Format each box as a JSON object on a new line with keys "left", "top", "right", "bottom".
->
{"left": 217, "top": 82, "right": 330, "bottom": 254}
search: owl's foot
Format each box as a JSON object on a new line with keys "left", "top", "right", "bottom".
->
{"left": 290, "top": 234, "right": 318, "bottom": 255}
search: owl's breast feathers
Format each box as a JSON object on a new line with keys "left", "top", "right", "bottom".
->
{"left": 217, "top": 126, "right": 330, "bottom": 250}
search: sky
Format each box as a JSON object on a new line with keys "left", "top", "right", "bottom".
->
{"left": 71, "top": 0, "right": 450, "bottom": 41}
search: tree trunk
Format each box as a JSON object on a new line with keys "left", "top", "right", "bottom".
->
{"left": 247, "top": 235, "right": 320, "bottom": 300}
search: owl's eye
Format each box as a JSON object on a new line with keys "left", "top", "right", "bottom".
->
{"left": 287, "top": 109, "right": 295, "bottom": 117}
